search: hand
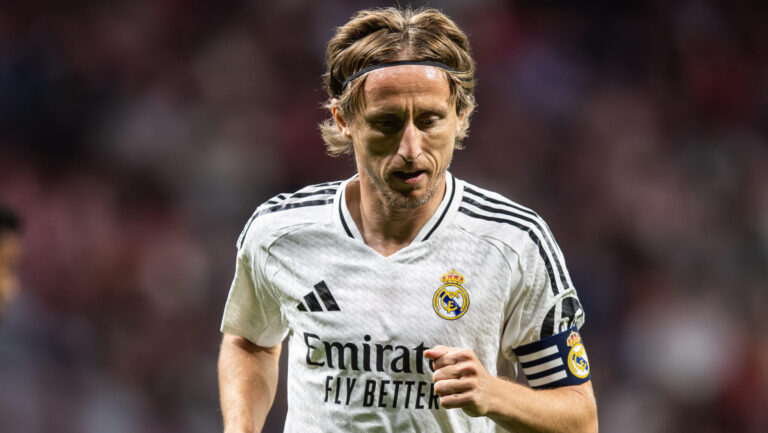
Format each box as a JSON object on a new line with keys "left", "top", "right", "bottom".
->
{"left": 424, "top": 345, "right": 500, "bottom": 417}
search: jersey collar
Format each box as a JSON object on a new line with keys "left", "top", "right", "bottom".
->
{"left": 333, "top": 171, "right": 459, "bottom": 243}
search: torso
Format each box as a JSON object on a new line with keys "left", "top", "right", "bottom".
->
{"left": 227, "top": 172, "right": 576, "bottom": 432}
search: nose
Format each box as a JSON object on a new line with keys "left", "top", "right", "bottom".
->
{"left": 397, "top": 121, "right": 422, "bottom": 163}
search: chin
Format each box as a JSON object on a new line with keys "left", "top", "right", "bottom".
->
{"left": 362, "top": 164, "right": 439, "bottom": 209}
{"left": 380, "top": 183, "right": 435, "bottom": 209}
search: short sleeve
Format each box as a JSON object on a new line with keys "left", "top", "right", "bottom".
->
{"left": 220, "top": 248, "right": 289, "bottom": 347}
{"left": 499, "top": 220, "right": 589, "bottom": 388}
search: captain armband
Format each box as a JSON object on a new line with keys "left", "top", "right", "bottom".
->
{"left": 512, "top": 327, "right": 591, "bottom": 389}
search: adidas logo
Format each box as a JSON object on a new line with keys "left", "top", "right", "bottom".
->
{"left": 297, "top": 281, "right": 340, "bottom": 312}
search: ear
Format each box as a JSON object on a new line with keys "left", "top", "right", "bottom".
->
{"left": 332, "top": 102, "right": 352, "bottom": 138}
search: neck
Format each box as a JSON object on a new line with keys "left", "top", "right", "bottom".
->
{"left": 346, "top": 174, "right": 446, "bottom": 256}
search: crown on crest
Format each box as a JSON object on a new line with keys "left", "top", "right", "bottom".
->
{"left": 441, "top": 269, "right": 465, "bottom": 285}
{"left": 567, "top": 331, "right": 582, "bottom": 347}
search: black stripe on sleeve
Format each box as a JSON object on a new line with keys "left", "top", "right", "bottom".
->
{"left": 458, "top": 206, "right": 559, "bottom": 295}
{"left": 314, "top": 281, "right": 340, "bottom": 311}
{"left": 461, "top": 194, "right": 569, "bottom": 293}
{"left": 542, "top": 296, "right": 582, "bottom": 338}
{"left": 236, "top": 183, "right": 340, "bottom": 249}
{"left": 464, "top": 186, "right": 537, "bottom": 217}
{"left": 237, "top": 198, "right": 333, "bottom": 249}
{"left": 265, "top": 193, "right": 289, "bottom": 205}
{"left": 303, "top": 293, "right": 323, "bottom": 312}
{"left": 540, "top": 303, "right": 556, "bottom": 339}
{"left": 291, "top": 188, "right": 338, "bottom": 199}
{"left": 465, "top": 186, "right": 560, "bottom": 246}
{"left": 256, "top": 198, "right": 333, "bottom": 218}
{"left": 310, "top": 180, "right": 343, "bottom": 188}
{"left": 560, "top": 296, "right": 581, "bottom": 328}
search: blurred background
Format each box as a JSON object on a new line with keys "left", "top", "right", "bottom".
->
{"left": 1, "top": 0, "right": 767, "bottom": 432}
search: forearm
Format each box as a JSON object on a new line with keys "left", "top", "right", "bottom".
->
{"left": 486, "top": 380, "right": 597, "bottom": 433}
{"left": 218, "top": 334, "right": 281, "bottom": 433}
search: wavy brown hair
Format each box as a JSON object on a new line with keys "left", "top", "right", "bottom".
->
{"left": 319, "top": 7, "right": 477, "bottom": 156}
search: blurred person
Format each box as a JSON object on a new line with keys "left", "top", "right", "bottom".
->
{"left": 0, "top": 203, "right": 22, "bottom": 319}
{"left": 217, "top": 7, "right": 596, "bottom": 433}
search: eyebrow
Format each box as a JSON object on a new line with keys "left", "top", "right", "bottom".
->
{"left": 364, "top": 105, "right": 449, "bottom": 118}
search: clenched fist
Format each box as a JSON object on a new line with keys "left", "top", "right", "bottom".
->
{"left": 424, "top": 345, "right": 502, "bottom": 417}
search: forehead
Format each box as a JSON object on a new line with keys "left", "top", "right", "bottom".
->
{"left": 362, "top": 65, "right": 452, "bottom": 110}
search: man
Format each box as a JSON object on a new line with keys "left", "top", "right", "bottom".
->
{"left": 0, "top": 203, "right": 22, "bottom": 319}
{"left": 219, "top": 7, "right": 597, "bottom": 433}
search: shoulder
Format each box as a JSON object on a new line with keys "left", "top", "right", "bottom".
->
{"left": 453, "top": 179, "right": 554, "bottom": 252}
{"left": 453, "top": 178, "right": 576, "bottom": 300}
{"left": 236, "top": 180, "right": 343, "bottom": 251}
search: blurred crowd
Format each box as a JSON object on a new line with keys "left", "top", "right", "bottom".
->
{"left": 1, "top": 1, "right": 767, "bottom": 432}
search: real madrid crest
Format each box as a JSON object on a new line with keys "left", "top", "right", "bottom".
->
{"left": 432, "top": 269, "right": 469, "bottom": 320}
{"left": 566, "top": 331, "right": 590, "bottom": 379}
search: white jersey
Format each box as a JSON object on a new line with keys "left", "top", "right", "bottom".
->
{"left": 221, "top": 172, "right": 589, "bottom": 433}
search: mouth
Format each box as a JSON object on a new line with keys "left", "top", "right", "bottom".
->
{"left": 392, "top": 170, "right": 427, "bottom": 185}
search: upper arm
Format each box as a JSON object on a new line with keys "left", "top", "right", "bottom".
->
{"left": 496, "top": 217, "right": 591, "bottom": 390}
{"left": 549, "top": 381, "right": 595, "bottom": 405}
{"left": 218, "top": 334, "right": 282, "bottom": 399}
{"left": 220, "top": 333, "right": 282, "bottom": 362}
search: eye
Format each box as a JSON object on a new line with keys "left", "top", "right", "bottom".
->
{"left": 417, "top": 115, "right": 441, "bottom": 129}
{"left": 371, "top": 117, "right": 402, "bottom": 133}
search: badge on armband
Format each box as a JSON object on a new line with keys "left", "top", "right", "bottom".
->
{"left": 512, "top": 327, "right": 591, "bottom": 389}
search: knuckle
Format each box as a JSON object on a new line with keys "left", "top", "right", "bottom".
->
{"left": 467, "top": 378, "right": 479, "bottom": 390}
{"left": 458, "top": 363, "right": 477, "bottom": 376}
{"left": 458, "top": 349, "right": 477, "bottom": 362}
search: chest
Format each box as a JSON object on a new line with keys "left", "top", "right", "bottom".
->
{"left": 266, "top": 227, "right": 517, "bottom": 351}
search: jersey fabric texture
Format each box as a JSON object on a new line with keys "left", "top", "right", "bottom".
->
{"left": 221, "top": 172, "right": 588, "bottom": 433}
